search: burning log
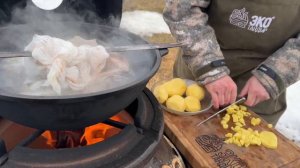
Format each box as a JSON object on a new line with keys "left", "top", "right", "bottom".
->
{"left": 41, "top": 115, "right": 125, "bottom": 148}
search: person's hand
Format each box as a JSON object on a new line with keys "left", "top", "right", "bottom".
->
{"left": 239, "top": 76, "right": 270, "bottom": 106}
{"left": 205, "top": 75, "right": 237, "bottom": 109}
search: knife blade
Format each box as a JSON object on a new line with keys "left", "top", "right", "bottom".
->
{"left": 0, "top": 42, "right": 184, "bottom": 58}
{"left": 106, "top": 42, "right": 184, "bottom": 52}
{"left": 196, "top": 97, "right": 246, "bottom": 127}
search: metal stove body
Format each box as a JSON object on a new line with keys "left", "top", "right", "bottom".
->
{"left": 0, "top": 89, "right": 185, "bottom": 168}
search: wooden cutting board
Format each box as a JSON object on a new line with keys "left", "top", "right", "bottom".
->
{"left": 163, "top": 110, "right": 300, "bottom": 168}
{"left": 146, "top": 46, "right": 300, "bottom": 168}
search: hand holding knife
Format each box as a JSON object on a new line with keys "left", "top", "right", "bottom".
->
{"left": 196, "top": 97, "right": 246, "bottom": 127}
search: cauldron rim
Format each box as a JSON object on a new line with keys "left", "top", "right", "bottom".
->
{"left": 0, "top": 22, "right": 162, "bottom": 101}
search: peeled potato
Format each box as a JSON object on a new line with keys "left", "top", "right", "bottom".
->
{"left": 251, "top": 117, "right": 261, "bottom": 126}
{"left": 260, "top": 131, "right": 278, "bottom": 149}
{"left": 153, "top": 85, "right": 168, "bottom": 104}
{"left": 185, "top": 96, "right": 201, "bottom": 112}
{"left": 186, "top": 84, "right": 205, "bottom": 101}
{"left": 166, "top": 95, "right": 186, "bottom": 112}
{"left": 164, "top": 78, "right": 187, "bottom": 96}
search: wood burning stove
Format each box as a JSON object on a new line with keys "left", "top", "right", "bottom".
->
{"left": 0, "top": 1, "right": 186, "bottom": 167}
{"left": 0, "top": 89, "right": 185, "bottom": 168}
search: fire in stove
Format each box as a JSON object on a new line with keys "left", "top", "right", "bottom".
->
{"left": 40, "top": 111, "right": 132, "bottom": 148}
{"left": 0, "top": 89, "right": 185, "bottom": 168}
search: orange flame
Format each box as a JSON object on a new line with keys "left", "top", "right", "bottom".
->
{"left": 41, "top": 115, "right": 123, "bottom": 148}
{"left": 42, "top": 130, "right": 56, "bottom": 148}
{"left": 81, "top": 115, "right": 122, "bottom": 145}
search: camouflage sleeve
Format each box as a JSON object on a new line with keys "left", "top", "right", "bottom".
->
{"left": 252, "top": 33, "right": 300, "bottom": 99}
{"left": 163, "top": 0, "right": 230, "bottom": 85}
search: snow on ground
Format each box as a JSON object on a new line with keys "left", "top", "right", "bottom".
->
{"left": 120, "top": 10, "right": 300, "bottom": 146}
{"left": 120, "top": 10, "right": 170, "bottom": 37}
{"left": 276, "top": 81, "right": 300, "bottom": 146}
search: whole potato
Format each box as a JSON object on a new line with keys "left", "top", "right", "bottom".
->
{"left": 164, "top": 78, "right": 187, "bottom": 96}
{"left": 186, "top": 84, "right": 205, "bottom": 101}
{"left": 166, "top": 95, "right": 186, "bottom": 112}
{"left": 153, "top": 85, "right": 168, "bottom": 104}
{"left": 185, "top": 96, "right": 201, "bottom": 112}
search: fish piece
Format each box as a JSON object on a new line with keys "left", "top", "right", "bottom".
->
{"left": 25, "top": 34, "right": 110, "bottom": 94}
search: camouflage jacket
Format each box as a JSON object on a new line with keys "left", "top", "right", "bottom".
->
{"left": 163, "top": 0, "right": 300, "bottom": 99}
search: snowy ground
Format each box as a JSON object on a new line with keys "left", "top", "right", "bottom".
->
{"left": 120, "top": 10, "right": 170, "bottom": 37}
{"left": 276, "top": 81, "right": 300, "bottom": 145}
{"left": 120, "top": 10, "right": 300, "bottom": 146}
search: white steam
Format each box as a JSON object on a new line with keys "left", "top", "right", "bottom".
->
{"left": 0, "top": 3, "right": 155, "bottom": 96}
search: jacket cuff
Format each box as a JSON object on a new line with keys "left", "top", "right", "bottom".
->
{"left": 196, "top": 66, "right": 230, "bottom": 85}
{"left": 252, "top": 69, "right": 281, "bottom": 99}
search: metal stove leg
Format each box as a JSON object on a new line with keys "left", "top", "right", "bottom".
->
{"left": 0, "top": 139, "right": 7, "bottom": 166}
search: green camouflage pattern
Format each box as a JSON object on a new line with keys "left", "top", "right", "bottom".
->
{"left": 163, "top": 0, "right": 230, "bottom": 85}
{"left": 252, "top": 34, "right": 300, "bottom": 98}
{"left": 163, "top": 0, "right": 300, "bottom": 99}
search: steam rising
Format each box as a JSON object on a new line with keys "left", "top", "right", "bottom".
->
{"left": 0, "top": 3, "right": 155, "bottom": 96}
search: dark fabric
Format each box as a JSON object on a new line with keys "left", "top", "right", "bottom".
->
{"left": 194, "top": 59, "right": 227, "bottom": 77}
{"left": 173, "top": 49, "right": 195, "bottom": 80}
{"left": 0, "top": 0, "right": 123, "bottom": 26}
{"left": 203, "top": 0, "right": 299, "bottom": 124}
{"left": 207, "top": 0, "right": 300, "bottom": 77}
{"left": 257, "top": 64, "right": 285, "bottom": 92}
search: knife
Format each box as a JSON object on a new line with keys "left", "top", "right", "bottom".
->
{"left": 0, "top": 42, "right": 184, "bottom": 58}
{"left": 196, "top": 97, "right": 246, "bottom": 127}
{"left": 106, "top": 42, "right": 184, "bottom": 52}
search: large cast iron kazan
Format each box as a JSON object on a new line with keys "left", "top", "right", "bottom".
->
{"left": 0, "top": 22, "right": 168, "bottom": 130}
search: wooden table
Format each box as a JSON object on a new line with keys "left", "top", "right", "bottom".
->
{"left": 147, "top": 47, "right": 300, "bottom": 168}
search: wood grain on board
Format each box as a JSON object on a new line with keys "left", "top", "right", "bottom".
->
{"left": 147, "top": 45, "right": 300, "bottom": 168}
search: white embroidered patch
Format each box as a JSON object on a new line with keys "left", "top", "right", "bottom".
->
{"left": 229, "top": 8, "right": 249, "bottom": 28}
{"left": 248, "top": 15, "right": 276, "bottom": 33}
{"left": 229, "top": 8, "right": 275, "bottom": 33}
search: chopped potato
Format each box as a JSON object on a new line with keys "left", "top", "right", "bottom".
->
{"left": 224, "top": 127, "right": 262, "bottom": 147}
{"left": 222, "top": 124, "right": 229, "bottom": 129}
{"left": 166, "top": 95, "right": 186, "bottom": 112}
{"left": 251, "top": 117, "right": 261, "bottom": 126}
{"left": 186, "top": 84, "right": 205, "bottom": 101}
{"left": 225, "top": 133, "right": 233, "bottom": 138}
{"left": 164, "top": 78, "right": 187, "bottom": 96}
{"left": 260, "top": 131, "right": 278, "bottom": 149}
{"left": 221, "top": 114, "right": 231, "bottom": 129}
{"left": 153, "top": 85, "right": 168, "bottom": 104}
{"left": 184, "top": 96, "right": 201, "bottom": 112}
{"left": 267, "top": 124, "right": 273, "bottom": 128}
{"left": 222, "top": 104, "right": 278, "bottom": 149}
